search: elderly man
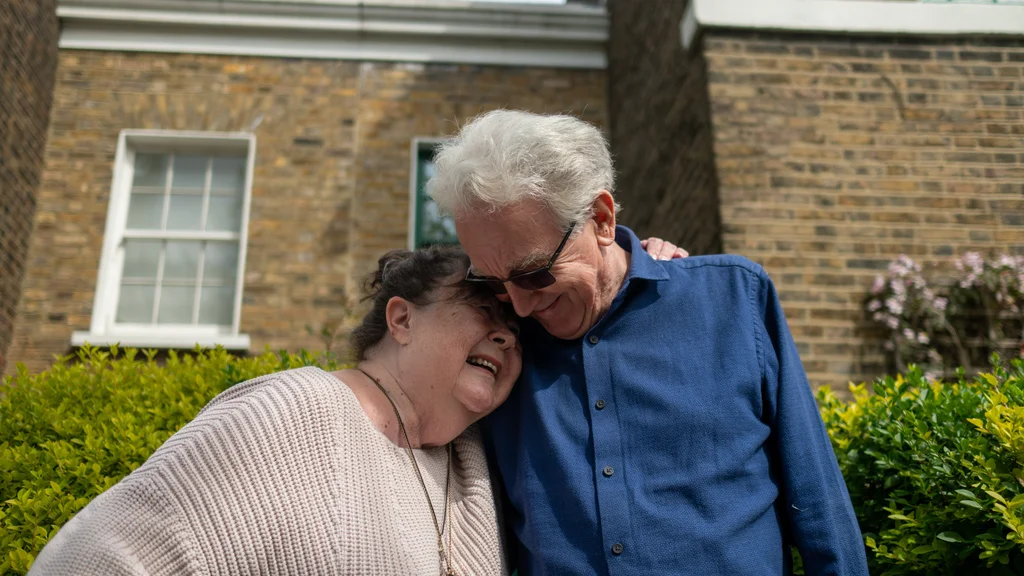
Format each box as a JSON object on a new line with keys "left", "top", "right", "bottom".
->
{"left": 428, "top": 110, "right": 868, "bottom": 576}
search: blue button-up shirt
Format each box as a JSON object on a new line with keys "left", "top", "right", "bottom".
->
{"left": 481, "top": 226, "right": 868, "bottom": 576}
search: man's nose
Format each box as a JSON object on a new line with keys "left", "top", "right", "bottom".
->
{"left": 505, "top": 283, "right": 536, "bottom": 318}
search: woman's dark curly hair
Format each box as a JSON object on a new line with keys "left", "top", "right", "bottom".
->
{"left": 349, "top": 244, "right": 508, "bottom": 361}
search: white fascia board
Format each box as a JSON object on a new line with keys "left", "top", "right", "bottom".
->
{"left": 682, "top": 0, "right": 1024, "bottom": 49}
{"left": 57, "top": 0, "right": 608, "bottom": 69}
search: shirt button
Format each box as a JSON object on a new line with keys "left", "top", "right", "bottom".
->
{"left": 588, "top": 334, "right": 599, "bottom": 345}
{"left": 611, "top": 543, "right": 624, "bottom": 555}
{"left": 595, "top": 399, "right": 606, "bottom": 410}
{"left": 603, "top": 465, "right": 614, "bottom": 477}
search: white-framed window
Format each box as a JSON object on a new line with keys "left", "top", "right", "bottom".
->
{"left": 408, "top": 138, "right": 457, "bottom": 250}
{"left": 72, "top": 130, "right": 255, "bottom": 350}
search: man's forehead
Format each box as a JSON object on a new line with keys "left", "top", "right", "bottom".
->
{"left": 454, "top": 201, "right": 561, "bottom": 274}
{"left": 463, "top": 232, "right": 555, "bottom": 276}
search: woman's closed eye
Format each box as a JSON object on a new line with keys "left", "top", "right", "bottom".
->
{"left": 473, "top": 302, "right": 519, "bottom": 338}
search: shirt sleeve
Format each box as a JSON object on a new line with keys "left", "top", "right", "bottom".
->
{"left": 754, "top": 269, "right": 870, "bottom": 576}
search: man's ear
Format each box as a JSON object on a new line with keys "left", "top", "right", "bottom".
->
{"left": 385, "top": 296, "right": 414, "bottom": 345}
{"left": 591, "top": 190, "right": 617, "bottom": 247}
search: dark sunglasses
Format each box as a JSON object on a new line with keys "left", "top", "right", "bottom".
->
{"left": 465, "top": 222, "right": 577, "bottom": 294}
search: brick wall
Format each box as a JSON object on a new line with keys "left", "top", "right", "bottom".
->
{"left": 606, "top": 0, "right": 722, "bottom": 255}
{"left": 607, "top": 0, "right": 1024, "bottom": 390}
{"left": 705, "top": 33, "right": 1024, "bottom": 389}
{"left": 0, "top": 1, "right": 59, "bottom": 374}
{"left": 6, "top": 52, "right": 606, "bottom": 373}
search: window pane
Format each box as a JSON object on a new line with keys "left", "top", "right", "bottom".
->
{"left": 163, "top": 241, "right": 201, "bottom": 281}
{"left": 132, "top": 154, "right": 168, "bottom": 188}
{"left": 171, "top": 155, "right": 207, "bottom": 190}
{"left": 166, "top": 193, "right": 203, "bottom": 231}
{"left": 125, "top": 192, "right": 164, "bottom": 230}
{"left": 205, "top": 194, "right": 242, "bottom": 232}
{"left": 203, "top": 242, "right": 239, "bottom": 281}
{"left": 418, "top": 199, "right": 457, "bottom": 246}
{"left": 422, "top": 159, "right": 437, "bottom": 180}
{"left": 211, "top": 157, "right": 246, "bottom": 192}
{"left": 415, "top": 150, "right": 457, "bottom": 248}
{"left": 122, "top": 239, "right": 161, "bottom": 280}
{"left": 198, "top": 285, "right": 235, "bottom": 325}
{"left": 116, "top": 284, "right": 155, "bottom": 323}
{"left": 157, "top": 285, "right": 195, "bottom": 324}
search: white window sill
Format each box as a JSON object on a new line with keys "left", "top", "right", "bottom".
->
{"left": 71, "top": 331, "right": 251, "bottom": 350}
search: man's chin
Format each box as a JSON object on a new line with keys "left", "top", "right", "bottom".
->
{"left": 534, "top": 313, "right": 588, "bottom": 341}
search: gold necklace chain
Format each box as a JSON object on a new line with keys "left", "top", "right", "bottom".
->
{"left": 357, "top": 367, "right": 457, "bottom": 576}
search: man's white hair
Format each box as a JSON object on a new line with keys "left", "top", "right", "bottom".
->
{"left": 427, "top": 110, "right": 617, "bottom": 231}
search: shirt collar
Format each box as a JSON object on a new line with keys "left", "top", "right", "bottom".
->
{"left": 616, "top": 225, "right": 670, "bottom": 283}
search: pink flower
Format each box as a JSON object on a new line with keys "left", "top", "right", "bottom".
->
{"left": 903, "top": 328, "right": 915, "bottom": 340}
{"left": 886, "top": 317, "right": 899, "bottom": 330}
{"left": 934, "top": 297, "right": 947, "bottom": 312}
{"left": 871, "top": 275, "right": 885, "bottom": 294}
{"left": 917, "top": 332, "right": 929, "bottom": 345}
{"left": 868, "top": 300, "right": 881, "bottom": 312}
{"left": 886, "top": 298, "right": 904, "bottom": 315}
{"left": 897, "top": 255, "right": 918, "bottom": 271}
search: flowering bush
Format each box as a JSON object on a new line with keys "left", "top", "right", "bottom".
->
{"left": 950, "top": 253, "right": 1024, "bottom": 353}
{"left": 867, "top": 256, "right": 954, "bottom": 380}
{"left": 868, "top": 253, "right": 1024, "bottom": 379}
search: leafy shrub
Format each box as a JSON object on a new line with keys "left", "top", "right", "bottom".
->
{"left": 8, "top": 346, "right": 1024, "bottom": 576}
{"left": 1, "top": 346, "right": 341, "bottom": 575}
{"left": 820, "top": 357, "right": 1024, "bottom": 575}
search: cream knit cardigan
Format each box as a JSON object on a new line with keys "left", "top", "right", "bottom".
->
{"left": 29, "top": 367, "right": 508, "bottom": 576}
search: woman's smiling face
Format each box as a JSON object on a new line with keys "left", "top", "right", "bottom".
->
{"left": 400, "top": 282, "right": 522, "bottom": 429}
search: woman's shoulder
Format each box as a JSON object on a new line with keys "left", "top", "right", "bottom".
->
{"left": 141, "top": 366, "right": 356, "bottom": 478}
{"left": 197, "top": 366, "right": 350, "bottom": 416}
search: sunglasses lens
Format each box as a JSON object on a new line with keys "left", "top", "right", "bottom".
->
{"left": 512, "top": 270, "right": 556, "bottom": 291}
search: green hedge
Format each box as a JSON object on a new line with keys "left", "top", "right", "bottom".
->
{"left": 819, "top": 358, "right": 1024, "bottom": 575}
{"left": 0, "top": 346, "right": 341, "bottom": 575}
{"left": 3, "top": 349, "right": 1024, "bottom": 575}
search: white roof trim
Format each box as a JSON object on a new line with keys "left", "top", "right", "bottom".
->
{"left": 682, "top": 0, "right": 1024, "bottom": 49}
{"left": 57, "top": 0, "right": 608, "bottom": 69}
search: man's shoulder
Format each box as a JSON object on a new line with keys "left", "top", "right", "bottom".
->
{"left": 665, "top": 253, "right": 766, "bottom": 280}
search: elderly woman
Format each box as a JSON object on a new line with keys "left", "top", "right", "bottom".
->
{"left": 30, "top": 246, "right": 520, "bottom": 576}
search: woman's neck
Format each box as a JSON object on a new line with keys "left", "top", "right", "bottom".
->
{"left": 340, "top": 360, "right": 429, "bottom": 449}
